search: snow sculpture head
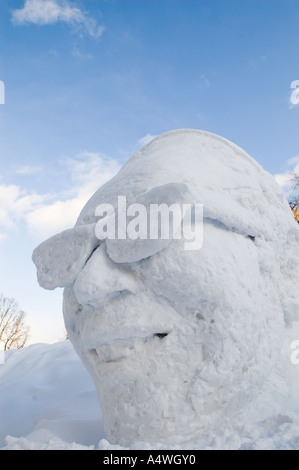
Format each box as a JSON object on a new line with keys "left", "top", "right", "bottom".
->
{"left": 33, "top": 130, "right": 299, "bottom": 446}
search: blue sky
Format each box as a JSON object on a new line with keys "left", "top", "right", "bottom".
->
{"left": 0, "top": 0, "right": 299, "bottom": 343}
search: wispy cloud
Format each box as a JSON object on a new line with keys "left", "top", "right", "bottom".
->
{"left": 0, "top": 152, "right": 120, "bottom": 241}
{"left": 15, "top": 165, "right": 42, "bottom": 176}
{"left": 0, "top": 183, "right": 47, "bottom": 241}
{"left": 289, "top": 80, "right": 299, "bottom": 109}
{"left": 72, "top": 47, "right": 92, "bottom": 60}
{"left": 198, "top": 74, "right": 210, "bottom": 89}
{"left": 11, "top": 0, "right": 105, "bottom": 38}
{"left": 137, "top": 133, "right": 157, "bottom": 148}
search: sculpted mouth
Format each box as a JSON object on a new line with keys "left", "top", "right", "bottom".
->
{"left": 88, "top": 332, "right": 169, "bottom": 364}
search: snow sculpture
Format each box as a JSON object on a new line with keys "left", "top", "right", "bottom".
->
{"left": 33, "top": 130, "right": 299, "bottom": 446}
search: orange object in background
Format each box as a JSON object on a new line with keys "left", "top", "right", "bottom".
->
{"left": 292, "top": 208, "right": 299, "bottom": 223}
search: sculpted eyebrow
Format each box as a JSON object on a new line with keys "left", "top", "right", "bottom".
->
{"left": 32, "top": 224, "right": 100, "bottom": 290}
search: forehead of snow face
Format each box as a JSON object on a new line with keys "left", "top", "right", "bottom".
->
{"left": 76, "top": 129, "right": 293, "bottom": 241}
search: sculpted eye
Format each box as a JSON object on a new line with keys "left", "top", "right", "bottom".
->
{"left": 154, "top": 332, "right": 168, "bottom": 339}
{"left": 105, "top": 209, "right": 257, "bottom": 266}
{"left": 204, "top": 217, "right": 258, "bottom": 242}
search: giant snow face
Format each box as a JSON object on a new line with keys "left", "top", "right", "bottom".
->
{"left": 33, "top": 130, "right": 299, "bottom": 446}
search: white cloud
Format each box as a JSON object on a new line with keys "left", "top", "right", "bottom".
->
{"left": 0, "top": 233, "right": 7, "bottom": 242}
{"left": 274, "top": 172, "right": 294, "bottom": 189}
{"left": 0, "top": 183, "right": 47, "bottom": 237}
{"left": 27, "top": 152, "right": 120, "bottom": 239}
{"left": 62, "top": 151, "right": 121, "bottom": 197}
{"left": 72, "top": 47, "right": 92, "bottom": 60}
{"left": 15, "top": 165, "right": 42, "bottom": 176}
{"left": 0, "top": 184, "right": 21, "bottom": 228}
{"left": 137, "top": 133, "right": 157, "bottom": 148}
{"left": 286, "top": 155, "right": 299, "bottom": 168}
{"left": 0, "top": 152, "right": 120, "bottom": 241}
{"left": 198, "top": 74, "right": 210, "bottom": 89}
{"left": 25, "top": 198, "right": 83, "bottom": 238}
{"left": 11, "top": 0, "right": 105, "bottom": 38}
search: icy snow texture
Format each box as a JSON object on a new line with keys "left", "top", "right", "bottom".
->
{"left": 32, "top": 129, "right": 299, "bottom": 446}
{"left": 1, "top": 342, "right": 299, "bottom": 450}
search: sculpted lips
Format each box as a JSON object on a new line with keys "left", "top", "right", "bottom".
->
{"left": 88, "top": 332, "right": 169, "bottom": 364}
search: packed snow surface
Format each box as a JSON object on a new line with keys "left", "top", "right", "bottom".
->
{"left": 1, "top": 341, "right": 299, "bottom": 450}
{"left": 29, "top": 129, "right": 299, "bottom": 447}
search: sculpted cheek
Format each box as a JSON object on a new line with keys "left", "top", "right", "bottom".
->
{"left": 73, "top": 244, "right": 138, "bottom": 309}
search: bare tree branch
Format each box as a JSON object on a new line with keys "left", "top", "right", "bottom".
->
{"left": 0, "top": 294, "right": 30, "bottom": 350}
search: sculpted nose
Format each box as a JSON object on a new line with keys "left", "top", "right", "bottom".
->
{"left": 73, "top": 243, "right": 138, "bottom": 308}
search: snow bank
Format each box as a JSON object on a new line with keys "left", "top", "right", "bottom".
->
{"left": 0, "top": 341, "right": 104, "bottom": 449}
